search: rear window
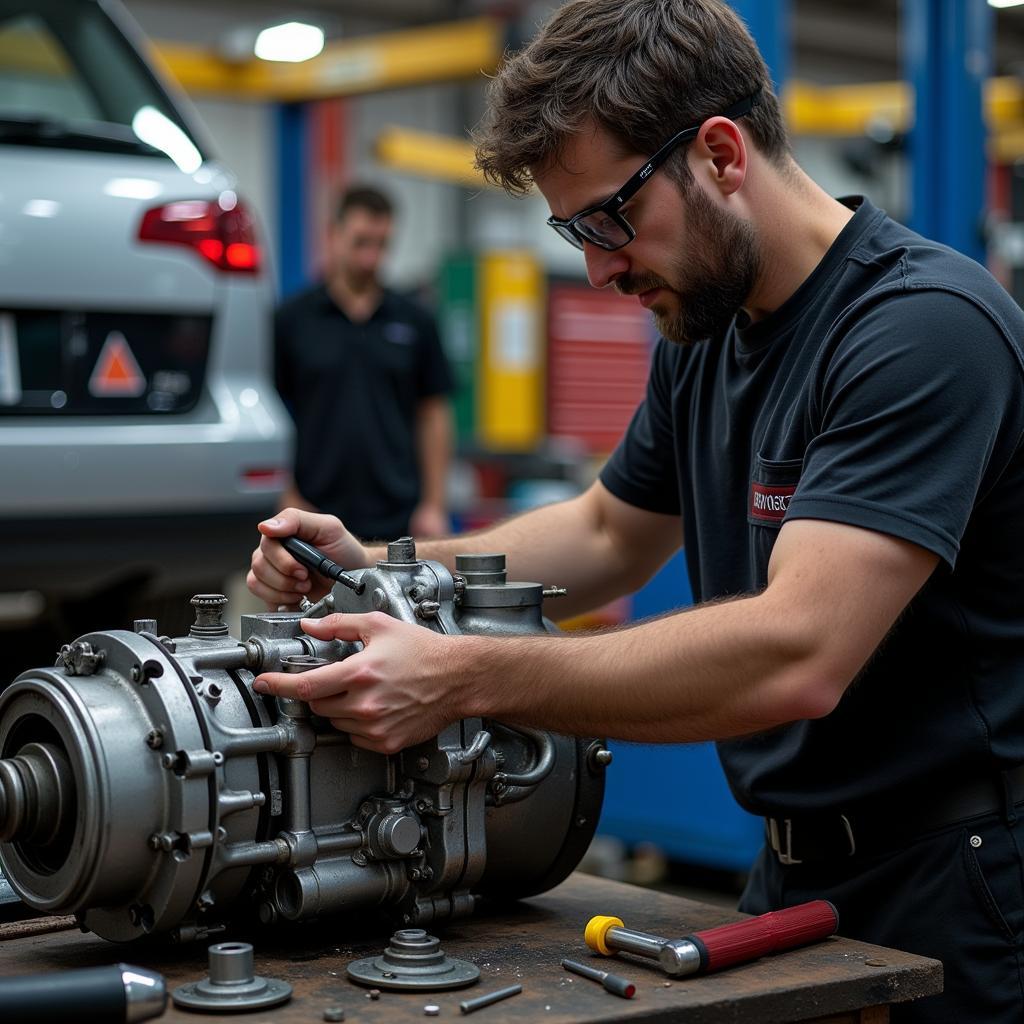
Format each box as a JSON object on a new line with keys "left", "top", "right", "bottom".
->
{"left": 0, "top": 0, "right": 205, "bottom": 168}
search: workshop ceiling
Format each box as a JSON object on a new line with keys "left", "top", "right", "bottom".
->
{"left": 123, "top": 0, "right": 1024, "bottom": 86}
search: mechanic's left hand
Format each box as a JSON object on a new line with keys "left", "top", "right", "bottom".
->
{"left": 252, "top": 613, "right": 467, "bottom": 754}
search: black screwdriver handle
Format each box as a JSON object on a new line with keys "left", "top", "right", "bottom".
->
{"left": 281, "top": 536, "right": 363, "bottom": 593}
{"left": 0, "top": 963, "right": 165, "bottom": 1024}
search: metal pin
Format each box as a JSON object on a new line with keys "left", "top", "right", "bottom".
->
{"left": 561, "top": 959, "right": 636, "bottom": 998}
{"left": 459, "top": 983, "right": 523, "bottom": 1014}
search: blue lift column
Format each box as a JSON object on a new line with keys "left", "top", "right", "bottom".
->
{"left": 729, "top": 0, "right": 790, "bottom": 93}
{"left": 903, "top": 0, "right": 992, "bottom": 263}
{"left": 275, "top": 103, "right": 309, "bottom": 299}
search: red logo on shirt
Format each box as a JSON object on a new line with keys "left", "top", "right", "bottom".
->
{"left": 750, "top": 483, "right": 796, "bottom": 522}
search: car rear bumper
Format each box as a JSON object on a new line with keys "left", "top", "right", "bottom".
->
{"left": 0, "top": 510, "right": 274, "bottom": 594}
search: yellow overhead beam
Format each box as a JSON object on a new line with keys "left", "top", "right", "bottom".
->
{"left": 149, "top": 18, "right": 503, "bottom": 101}
{"left": 786, "top": 80, "right": 910, "bottom": 136}
{"left": 375, "top": 126, "right": 489, "bottom": 189}
{"left": 374, "top": 76, "right": 1024, "bottom": 190}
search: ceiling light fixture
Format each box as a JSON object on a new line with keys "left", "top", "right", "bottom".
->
{"left": 989, "top": 0, "right": 1024, "bottom": 9}
{"left": 254, "top": 22, "right": 325, "bottom": 63}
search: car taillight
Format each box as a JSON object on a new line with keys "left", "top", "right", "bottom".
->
{"left": 138, "top": 198, "right": 262, "bottom": 273}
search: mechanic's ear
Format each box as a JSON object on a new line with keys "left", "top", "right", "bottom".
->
{"left": 693, "top": 116, "right": 746, "bottom": 197}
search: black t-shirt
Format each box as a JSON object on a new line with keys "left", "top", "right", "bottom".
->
{"left": 275, "top": 285, "right": 452, "bottom": 539}
{"left": 600, "top": 197, "right": 1024, "bottom": 816}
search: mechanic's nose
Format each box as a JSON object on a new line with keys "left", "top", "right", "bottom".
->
{"left": 583, "top": 242, "right": 628, "bottom": 290}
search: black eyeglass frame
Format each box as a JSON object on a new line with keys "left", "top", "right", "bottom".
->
{"left": 546, "top": 90, "right": 761, "bottom": 252}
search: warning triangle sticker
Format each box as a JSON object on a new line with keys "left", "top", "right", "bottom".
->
{"left": 89, "top": 331, "right": 146, "bottom": 398}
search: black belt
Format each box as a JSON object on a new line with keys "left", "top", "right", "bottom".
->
{"left": 764, "top": 765, "right": 1024, "bottom": 866}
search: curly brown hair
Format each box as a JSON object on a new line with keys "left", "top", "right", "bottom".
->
{"left": 474, "top": 0, "right": 790, "bottom": 196}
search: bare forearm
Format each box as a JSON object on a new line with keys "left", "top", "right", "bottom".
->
{"left": 370, "top": 490, "right": 668, "bottom": 619}
{"left": 456, "top": 590, "right": 831, "bottom": 743}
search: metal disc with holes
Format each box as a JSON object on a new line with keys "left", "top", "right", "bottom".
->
{"left": 347, "top": 929, "right": 480, "bottom": 991}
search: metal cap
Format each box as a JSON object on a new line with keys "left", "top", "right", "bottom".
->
{"left": 386, "top": 537, "right": 417, "bottom": 563}
{"left": 454, "top": 553, "right": 507, "bottom": 585}
{"left": 119, "top": 964, "right": 167, "bottom": 1023}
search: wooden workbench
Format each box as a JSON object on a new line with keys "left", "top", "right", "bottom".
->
{"left": 0, "top": 873, "right": 942, "bottom": 1023}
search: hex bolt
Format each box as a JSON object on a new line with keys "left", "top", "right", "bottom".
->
{"left": 416, "top": 756, "right": 430, "bottom": 772}
{"left": 145, "top": 730, "right": 164, "bottom": 750}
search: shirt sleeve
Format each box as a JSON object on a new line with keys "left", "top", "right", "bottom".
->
{"left": 415, "top": 310, "right": 454, "bottom": 399}
{"left": 599, "top": 339, "right": 683, "bottom": 515}
{"left": 787, "top": 287, "right": 1024, "bottom": 568}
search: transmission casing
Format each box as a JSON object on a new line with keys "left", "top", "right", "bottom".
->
{"left": 0, "top": 544, "right": 607, "bottom": 943}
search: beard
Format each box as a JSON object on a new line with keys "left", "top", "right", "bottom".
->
{"left": 615, "top": 185, "right": 760, "bottom": 346}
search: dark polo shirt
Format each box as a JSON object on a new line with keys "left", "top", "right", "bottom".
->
{"left": 275, "top": 285, "right": 452, "bottom": 540}
{"left": 601, "top": 197, "right": 1024, "bottom": 816}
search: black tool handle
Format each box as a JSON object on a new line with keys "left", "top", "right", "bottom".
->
{"left": 281, "top": 537, "right": 363, "bottom": 593}
{"left": 0, "top": 964, "right": 125, "bottom": 1024}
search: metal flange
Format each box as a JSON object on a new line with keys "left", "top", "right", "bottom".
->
{"left": 172, "top": 942, "right": 292, "bottom": 1012}
{"left": 346, "top": 929, "right": 480, "bottom": 991}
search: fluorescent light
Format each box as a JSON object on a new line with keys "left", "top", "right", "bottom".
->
{"left": 131, "top": 106, "right": 203, "bottom": 174}
{"left": 254, "top": 22, "right": 324, "bottom": 63}
{"left": 990, "top": 0, "right": 1024, "bottom": 8}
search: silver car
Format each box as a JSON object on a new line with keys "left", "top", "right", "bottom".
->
{"left": 0, "top": 0, "right": 291, "bottom": 610}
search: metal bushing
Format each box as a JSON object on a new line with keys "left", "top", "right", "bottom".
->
{"left": 347, "top": 929, "right": 480, "bottom": 991}
{"left": 172, "top": 942, "right": 292, "bottom": 1012}
{"left": 189, "top": 595, "right": 230, "bottom": 639}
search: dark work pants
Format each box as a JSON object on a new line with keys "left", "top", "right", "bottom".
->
{"left": 740, "top": 813, "right": 1024, "bottom": 1022}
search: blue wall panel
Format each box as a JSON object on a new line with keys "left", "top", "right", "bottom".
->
{"left": 597, "top": 553, "right": 763, "bottom": 872}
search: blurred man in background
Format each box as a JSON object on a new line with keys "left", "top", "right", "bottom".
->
{"left": 274, "top": 185, "right": 453, "bottom": 540}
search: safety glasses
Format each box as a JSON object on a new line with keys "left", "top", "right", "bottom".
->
{"left": 546, "top": 91, "right": 760, "bottom": 252}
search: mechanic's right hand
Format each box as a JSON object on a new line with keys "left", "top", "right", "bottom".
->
{"left": 247, "top": 508, "right": 369, "bottom": 610}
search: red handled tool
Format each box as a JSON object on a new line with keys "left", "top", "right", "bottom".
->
{"left": 585, "top": 900, "right": 838, "bottom": 977}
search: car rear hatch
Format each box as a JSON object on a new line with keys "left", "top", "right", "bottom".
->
{"left": 0, "top": 147, "right": 223, "bottom": 417}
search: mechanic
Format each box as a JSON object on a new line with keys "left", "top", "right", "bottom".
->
{"left": 274, "top": 184, "right": 454, "bottom": 540}
{"left": 249, "top": 2, "right": 1024, "bottom": 1020}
